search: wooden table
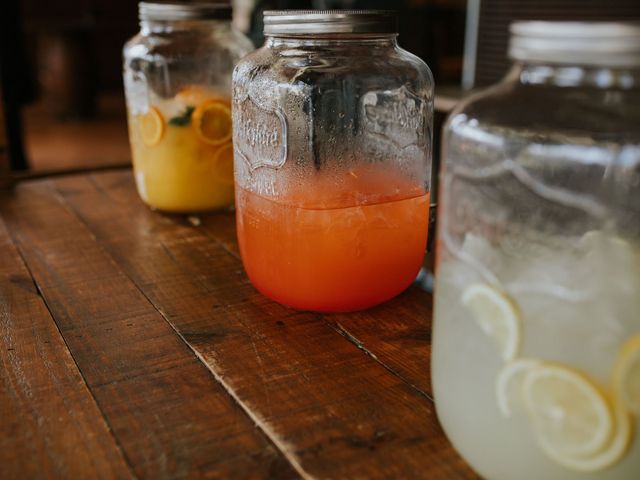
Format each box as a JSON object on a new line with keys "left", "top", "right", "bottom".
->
{"left": 0, "top": 169, "right": 478, "bottom": 479}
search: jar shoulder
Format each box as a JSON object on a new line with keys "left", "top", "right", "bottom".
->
{"left": 234, "top": 43, "right": 434, "bottom": 93}
{"left": 123, "top": 28, "right": 253, "bottom": 62}
{"left": 395, "top": 46, "right": 434, "bottom": 86}
{"left": 123, "top": 33, "right": 146, "bottom": 59}
{"left": 447, "top": 82, "right": 640, "bottom": 141}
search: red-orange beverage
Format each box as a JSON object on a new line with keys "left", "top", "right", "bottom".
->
{"left": 236, "top": 165, "right": 429, "bottom": 312}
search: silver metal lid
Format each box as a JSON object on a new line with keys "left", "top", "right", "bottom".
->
{"left": 139, "top": 2, "right": 232, "bottom": 22}
{"left": 263, "top": 10, "right": 397, "bottom": 35}
{"left": 509, "top": 21, "right": 640, "bottom": 67}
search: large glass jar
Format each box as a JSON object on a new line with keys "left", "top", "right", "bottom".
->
{"left": 123, "top": 2, "right": 253, "bottom": 212}
{"left": 232, "top": 10, "right": 434, "bottom": 312}
{"left": 433, "top": 22, "right": 640, "bottom": 480}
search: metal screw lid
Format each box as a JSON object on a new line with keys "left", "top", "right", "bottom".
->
{"left": 509, "top": 21, "right": 640, "bottom": 67}
{"left": 263, "top": 10, "right": 398, "bottom": 35}
{"left": 139, "top": 2, "right": 232, "bottom": 22}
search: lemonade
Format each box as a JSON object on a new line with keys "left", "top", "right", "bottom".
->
{"left": 127, "top": 86, "right": 235, "bottom": 212}
{"left": 433, "top": 231, "right": 640, "bottom": 480}
{"left": 236, "top": 165, "right": 429, "bottom": 312}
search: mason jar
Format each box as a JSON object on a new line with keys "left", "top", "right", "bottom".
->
{"left": 232, "top": 10, "right": 434, "bottom": 312}
{"left": 432, "top": 22, "right": 640, "bottom": 480}
{"left": 123, "top": 2, "right": 253, "bottom": 212}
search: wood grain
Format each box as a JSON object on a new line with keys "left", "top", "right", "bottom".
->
{"left": 0, "top": 204, "right": 133, "bottom": 480}
{"left": 0, "top": 181, "right": 299, "bottom": 480}
{"left": 97, "top": 171, "right": 433, "bottom": 395}
{"left": 198, "top": 189, "right": 434, "bottom": 397}
{"left": 53, "top": 171, "right": 478, "bottom": 479}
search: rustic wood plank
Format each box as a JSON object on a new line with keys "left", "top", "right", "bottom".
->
{"left": 101, "top": 172, "right": 433, "bottom": 396}
{"left": 321, "top": 295, "right": 433, "bottom": 397}
{"left": 0, "top": 205, "right": 133, "bottom": 479}
{"left": 198, "top": 194, "right": 433, "bottom": 397}
{"left": 55, "top": 171, "right": 478, "bottom": 479}
{"left": 0, "top": 181, "right": 300, "bottom": 480}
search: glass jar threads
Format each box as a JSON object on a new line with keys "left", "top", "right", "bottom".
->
{"left": 232, "top": 10, "right": 434, "bottom": 312}
{"left": 123, "top": 1, "right": 253, "bottom": 212}
{"left": 432, "top": 21, "right": 640, "bottom": 480}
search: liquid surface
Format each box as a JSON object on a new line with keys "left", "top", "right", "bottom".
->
{"left": 127, "top": 86, "right": 234, "bottom": 212}
{"left": 236, "top": 166, "right": 429, "bottom": 312}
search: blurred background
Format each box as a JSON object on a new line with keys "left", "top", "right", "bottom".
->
{"left": 1, "top": 0, "right": 639, "bottom": 175}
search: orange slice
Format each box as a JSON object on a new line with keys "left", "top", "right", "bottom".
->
{"left": 175, "top": 85, "right": 229, "bottom": 108}
{"left": 139, "top": 106, "right": 164, "bottom": 146}
{"left": 212, "top": 143, "right": 235, "bottom": 185}
{"left": 192, "top": 100, "right": 232, "bottom": 146}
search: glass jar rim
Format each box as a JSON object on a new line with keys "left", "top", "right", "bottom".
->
{"left": 508, "top": 21, "right": 640, "bottom": 68}
{"left": 263, "top": 10, "right": 397, "bottom": 36}
{"left": 139, "top": 1, "right": 232, "bottom": 22}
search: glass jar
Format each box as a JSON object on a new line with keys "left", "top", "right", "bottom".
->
{"left": 123, "top": 2, "right": 253, "bottom": 212}
{"left": 433, "top": 22, "right": 640, "bottom": 480}
{"left": 232, "top": 10, "right": 434, "bottom": 312}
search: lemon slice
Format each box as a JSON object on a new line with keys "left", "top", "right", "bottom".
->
{"left": 523, "top": 363, "right": 614, "bottom": 458}
{"left": 538, "top": 399, "right": 632, "bottom": 472}
{"left": 496, "top": 358, "right": 541, "bottom": 417}
{"left": 192, "top": 100, "right": 232, "bottom": 146}
{"left": 139, "top": 106, "right": 165, "bottom": 146}
{"left": 212, "top": 143, "right": 234, "bottom": 185}
{"left": 613, "top": 334, "right": 640, "bottom": 414}
{"left": 461, "top": 283, "right": 521, "bottom": 361}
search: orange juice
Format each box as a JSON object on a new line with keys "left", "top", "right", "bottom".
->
{"left": 236, "top": 166, "right": 429, "bottom": 312}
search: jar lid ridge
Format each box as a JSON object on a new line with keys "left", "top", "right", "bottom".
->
{"left": 263, "top": 10, "right": 398, "bottom": 35}
{"left": 509, "top": 21, "right": 640, "bottom": 67}
{"left": 139, "top": 2, "right": 232, "bottom": 22}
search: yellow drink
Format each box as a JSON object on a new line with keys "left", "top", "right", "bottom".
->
{"left": 127, "top": 86, "right": 234, "bottom": 212}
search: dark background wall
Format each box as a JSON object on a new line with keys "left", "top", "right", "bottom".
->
{"left": 5, "top": 0, "right": 466, "bottom": 172}
{"left": 19, "top": 0, "right": 466, "bottom": 97}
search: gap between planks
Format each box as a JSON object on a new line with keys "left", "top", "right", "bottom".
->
{"left": 329, "top": 320, "right": 433, "bottom": 402}
{"left": 47, "top": 178, "right": 310, "bottom": 480}
{"left": 0, "top": 209, "right": 139, "bottom": 480}
{"left": 3, "top": 179, "right": 303, "bottom": 479}
{"left": 49, "top": 171, "right": 455, "bottom": 479}
{"left": 188, "top": 197, "right": 436, "bottom": 403}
